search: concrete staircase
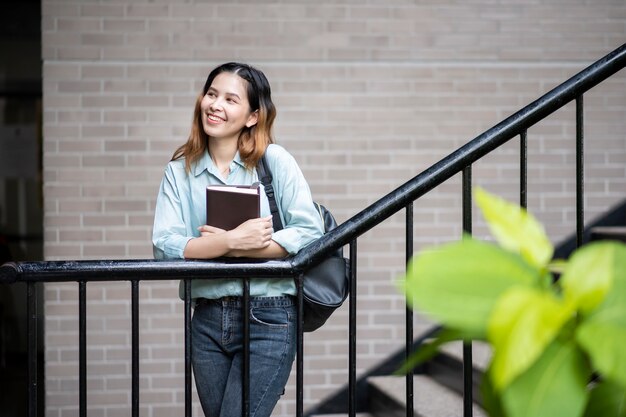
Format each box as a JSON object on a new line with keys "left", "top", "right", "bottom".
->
{"left": 368, "top": 375, "right": 487, "bottom": 417}
{"left": 308, "top": 341, "right": 492, "bottom": 417}
{"left": 366, "top": 341, "right": 491, "bottom": 417}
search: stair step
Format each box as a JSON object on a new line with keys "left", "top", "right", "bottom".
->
{"left": 309, "top": 414, "right": 374, "bottom": 417}
{"left": 590, "top": 226, "right": 626, "bottom": 243}
{"left": 311, "top": 413, "right": 374, "bottom": 417}
{"left": 368, "top": 375, "right": 487, "bottom": 417}
{"left": 437, "top": 340, "right": 492, "bottom": 371}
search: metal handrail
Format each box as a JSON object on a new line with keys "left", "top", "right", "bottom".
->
{"left": 1, "top": 45, "right": 624, "bottom": 283}
{"left": 291, "top": 42, "right": 626, "bottom": 269}
{"left": 0, "top": 257, "right": 294, "bottom": 284}
{"left": 2, "top": 38, "right": 625, "bottom": 284}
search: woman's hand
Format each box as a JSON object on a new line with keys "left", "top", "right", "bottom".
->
{"left": 225, "top": 216, "right": 274, "bottom": 251}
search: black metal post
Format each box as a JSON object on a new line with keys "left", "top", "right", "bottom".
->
{"left": 462, "top": 166, "right": 473, "bottom": 417}
{"left": 520, "top": 130, "right": 528, "bottom": 209}
{"left": 405, "top": 203, "right": 414, "bottom": 417}
{"left": 576, "top": 95, "right": 585, "bottom": 248}
{"left": 348, "top": 240, "right": 357, "bottom": 417}
{"left": 131, "top": 280, "right": 139, "bottom": 417}
{"left": 79, "top": 281, "right": 87, "bottom": 417}
{"left": 184, "top": 279, "right": 192, "bottom": 417}
{"left": 243, "top": 279, "right": 250, "bottom": 417}
{"left": 296, "top": 274, "right": 304, "bottom": 417}
{"left": 27, "top": 282, "right": 38, "bottom": 417}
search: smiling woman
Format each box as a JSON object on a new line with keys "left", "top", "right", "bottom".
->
{"left": 200, "top": 73, "right": 259, "bottom": 162}
{"left": 151, "top": 62, "right": 324, "bottom": 417}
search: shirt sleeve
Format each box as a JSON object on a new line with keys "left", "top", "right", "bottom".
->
{"left": 152, "top": 164, "right": 194, "bottom": 260}
{"left": 267, "top": 145, "right": 324, "bottom": 255}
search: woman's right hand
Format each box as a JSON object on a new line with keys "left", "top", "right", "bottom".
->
{"left": 226, "top": 216, "right": 274, "bottom": 251}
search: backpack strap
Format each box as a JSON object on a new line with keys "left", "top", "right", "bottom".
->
{"left": 257, "top": 152, "right": 284, "bottom": 231}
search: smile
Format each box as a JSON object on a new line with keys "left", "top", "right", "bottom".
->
{"left": 207, "top": 114, "right": 225, "bottom": 123}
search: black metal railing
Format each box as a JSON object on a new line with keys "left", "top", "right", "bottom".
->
{"left": 2, "top": 42, "right": 626, "bottom": 417}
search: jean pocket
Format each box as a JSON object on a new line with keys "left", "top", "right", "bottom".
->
{"left": 250, "top": 306, "right": 290, "bottom": 328}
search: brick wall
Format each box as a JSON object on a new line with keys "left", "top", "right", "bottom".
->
{"left": 42, "top": 1, "right": 626, "bottom": 416}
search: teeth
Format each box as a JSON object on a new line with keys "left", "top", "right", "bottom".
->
{"left": 208, "top": 114, "right": 224, "bottom": 122}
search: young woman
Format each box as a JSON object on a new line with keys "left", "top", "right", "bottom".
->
{"left": 152, "top": 62, "right": 323, "bottom": 417}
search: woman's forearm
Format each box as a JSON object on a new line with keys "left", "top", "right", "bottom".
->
{"left": 183, "top": 234, "right": 287, "bottom": 260}
{"left": 227, "top": 240, "right": 288, "bottom": 259}
{"left": 183, "top": 234, "right": 232, "bottom": 259}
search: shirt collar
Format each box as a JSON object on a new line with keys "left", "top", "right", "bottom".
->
{"left": 193, "top": 148, "right": 246, "bottom": 177}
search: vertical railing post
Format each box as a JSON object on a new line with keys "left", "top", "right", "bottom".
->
{"left": 242, "top": 279, "right": 251, "bottom": 417}
{"left": 348, "top": 239, "right": 357, "bottom": 417}
{"left": 576, "top": 95, "right": 585, "bottom": 248}
{"left": 462, "top": 166, "right": 473, "bottom": 417}
{"left": 27, "top": 282, "right": 38, "bottom": 417}
{"left": 184, "top": 279, "right": 192, "bottom": 417}
{"left": 79, "top": 280, "right": 87, "bottom": 417}
{"left": 296, "top": 273, "right": 304, "bottom": 417}
{"left": 520, "top": 130, "right": 528, "bottom": 209}
{"left": 405, "top": 203, "right": 414, "bottom": 417}
{"left": 131, "top": 280, "right": 140, "bottom": 417}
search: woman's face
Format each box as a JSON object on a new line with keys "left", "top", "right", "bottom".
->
{"left": 200, "top": 72, "right": 258, "bottom": 143}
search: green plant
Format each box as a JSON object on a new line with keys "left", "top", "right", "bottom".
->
{"left": 399, "top": 187, "right": 626, "bottom": 417}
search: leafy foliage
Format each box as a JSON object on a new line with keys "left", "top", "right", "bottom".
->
{"left": 400, "top": 187, "right": 626, "bottom": 417}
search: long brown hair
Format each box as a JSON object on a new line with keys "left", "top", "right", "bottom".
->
{"left": 172, "top": 62, "right": 276, "bottom": 172}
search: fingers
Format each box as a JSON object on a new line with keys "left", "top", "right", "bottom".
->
{"left": 241, "top": 217, "right": 273, "bottom": 233}
{"left": 228, "top": 217, "right": 274, "bottom": 250}
{"left": 198, "top": 224, "right": 226, "bottom": 237}
{"left": 246, "top": 218, "right": 273, "bottom": 244}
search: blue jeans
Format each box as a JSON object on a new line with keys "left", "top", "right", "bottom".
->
{"left": 191, "top": 296, "right": 297, "bottom": 417}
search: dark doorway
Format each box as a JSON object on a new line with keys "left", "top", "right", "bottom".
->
{"left": 0, "top": 1, "right": 44, "bottom": 416}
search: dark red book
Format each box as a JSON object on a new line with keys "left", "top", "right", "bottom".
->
{"left": 206, "top": 183, "right": 260, "bottom": 230}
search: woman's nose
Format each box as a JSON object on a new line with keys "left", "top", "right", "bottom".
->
{"left": 209, "top": 97, "right": 223, "bottom": 111}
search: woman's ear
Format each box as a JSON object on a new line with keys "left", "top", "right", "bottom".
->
{"left": 245, "top": 110, "right": 259, "bottom": 128}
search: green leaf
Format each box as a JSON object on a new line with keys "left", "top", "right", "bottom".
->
{"left": 577, "top": 312, "right": 626, "bottom": 389}
{"left": 481, "top": 372, "right": 506, "bottom": 417}
{"left": 576, "top": 243, "right": 626, "bottom": 388}
{"left": 548, "top": 258, "right": 568, "bottom": 275}
{"left": 402, "top": 238, "right": 540, "bottom": 337}
{"left": 560, "top": 241, "right": 617, "bottom": 315}
{"left": 499, "top": 339, "right": 590, "bottom": 417}
{"left": 475, "top": 187, "right": 554, "bottom": 269}
{"left": 583, "top": 379, "right": 626, "bottom": 417}
{"left": 488, "top": 287, "right": 574, "bottom": 390}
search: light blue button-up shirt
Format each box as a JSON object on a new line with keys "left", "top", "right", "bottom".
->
{"left": 152, "top": 144, "right": 324, "bottom": 299}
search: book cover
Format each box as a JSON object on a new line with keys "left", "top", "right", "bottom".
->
{"left": 206, "top": 183, "right": 261, "bottom": 230}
